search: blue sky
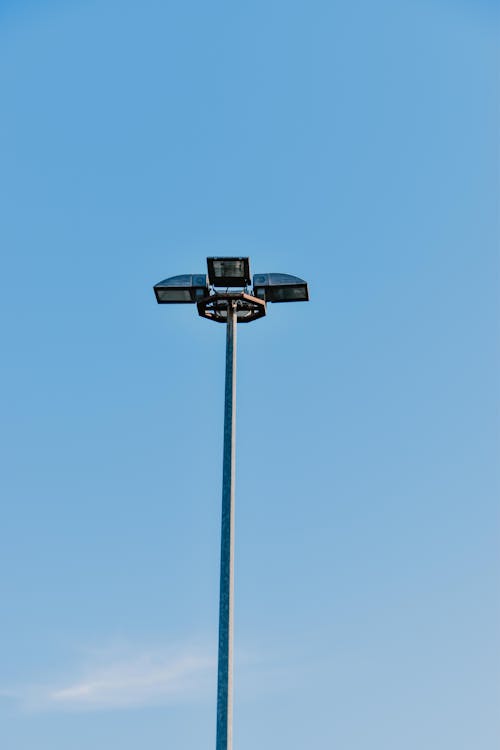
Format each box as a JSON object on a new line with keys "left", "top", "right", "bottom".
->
{"left": 0, "top": 1, "right": 498, "bottom": 748}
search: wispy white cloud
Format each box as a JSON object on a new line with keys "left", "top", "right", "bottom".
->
{"left": 2, "top": 642, "right": 215, "bottom": 713}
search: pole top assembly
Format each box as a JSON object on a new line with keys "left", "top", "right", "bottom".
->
{"left": 154, "top": 256, "right": 309, "bottom": 323}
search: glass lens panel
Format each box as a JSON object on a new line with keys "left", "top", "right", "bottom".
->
{"left": 270, "top": 285, "right": 307, "bottom": 302}
{"left": 156, "top": 289, "right": 193, "bottom": 302}
{"left": 213, "top": 260, "right": 244, "bottom": 279}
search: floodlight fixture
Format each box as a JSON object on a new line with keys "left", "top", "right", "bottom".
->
{"left": 207, "top": 256, "right": 251, "bottom": 287}
{"left": 252, "top": 272, "right": 309, "bottom": 303}
{"left": 153, "top": 256, "right": 308, "bottom": 750}
{"left": 153, "top": 274, "right": 209, "bottom": 304}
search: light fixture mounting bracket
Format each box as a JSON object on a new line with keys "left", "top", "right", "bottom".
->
{"left": 197, "top": 291, "right": 266, "bottom": 323}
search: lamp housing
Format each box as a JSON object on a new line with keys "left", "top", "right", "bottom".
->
{"left": 207, "top": 257, "right": 251, "bottom": 287}
{"left": 252, "top": 273, "right": 309, "bottom": 303}
{"left": 154, "top": 274, "right": 209, "bottom": 304}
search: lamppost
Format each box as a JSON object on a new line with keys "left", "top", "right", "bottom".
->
{"left": 154, "top": 257, "right": 309, "bottom": 750}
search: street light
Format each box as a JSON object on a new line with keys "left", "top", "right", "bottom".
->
{"left": 252, "top": 272, "right": 309, "bottom": 303}
{"left": 207, "top": 256, "right": 251, "bottom": 287}
{"left": 153, "top": 256, "right": 309, "bottom": 750}
{"left": 153, "top": 274, "right": 209, "bottom": 303}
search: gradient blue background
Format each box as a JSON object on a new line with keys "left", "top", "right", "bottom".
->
{"left": 0, "top": 1, "right": 498, "bottom": 748}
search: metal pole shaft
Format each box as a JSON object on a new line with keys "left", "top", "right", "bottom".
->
{"left": 216, "top": 302, "right": 237, "bottom": 750}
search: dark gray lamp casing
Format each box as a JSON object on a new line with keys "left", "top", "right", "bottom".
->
{"left": 207, "top": 257, "right": 251, "bottom": 287}
{"left": 253, "top": 273, "right": 309, "bottom": 303}
{"left": 154, "top": 274, "right": 209, "bottom": 303}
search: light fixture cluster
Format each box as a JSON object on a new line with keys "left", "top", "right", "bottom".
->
{"left": 154, "top": 257, "right": 309, "bottom": 319}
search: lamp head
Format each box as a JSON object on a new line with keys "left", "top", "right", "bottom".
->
{"left": 207, "top": 257, "right": 251, "bottom": 287}
{"left": 153, "top": 274, "right": 209, "bottom": 303}
{"left": 252, "top": 273, "right": 309, "bottom": 303}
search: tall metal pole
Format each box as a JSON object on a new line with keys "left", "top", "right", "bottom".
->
{"left": 216, "top": 301, "right": 237, "bottom": 750}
